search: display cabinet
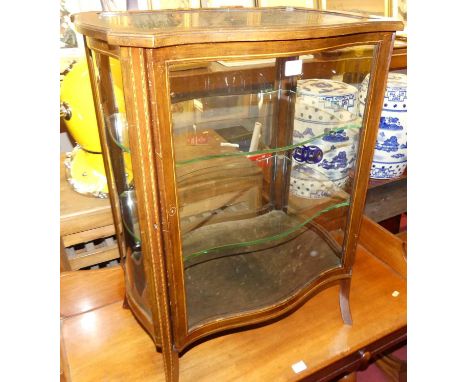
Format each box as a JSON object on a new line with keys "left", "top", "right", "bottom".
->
{"left": 73, "top": 8, "right": 403, "bottom": 381}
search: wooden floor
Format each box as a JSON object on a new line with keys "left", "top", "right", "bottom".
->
{"left": 61, "top": 238, "right": 406, "bottom": 382}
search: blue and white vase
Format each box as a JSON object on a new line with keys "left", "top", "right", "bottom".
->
{"left": 290, "top": 79, "right": 360, "bottom": 199}
{"left": 359, "top": 73, "right": 407, "bottom": 179}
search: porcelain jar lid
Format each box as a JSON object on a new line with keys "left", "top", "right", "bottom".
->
{"left": 361, "top": 72, "right": 407, "bottom": 90}
{"left": 359, "top": 72, "right": 407, "bottom": 111}
{"left": 297, "top": 79, "right": 358, "bottom": 97}
{"left": 295, "top": 79, "right": 359, "bottom": 126}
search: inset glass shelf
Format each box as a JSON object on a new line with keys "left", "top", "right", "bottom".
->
{"left": 182, "top": 199, "right": 348, "bottom": 266}
{"left": 175, "top": 124, "right": 361, "bottom": 167}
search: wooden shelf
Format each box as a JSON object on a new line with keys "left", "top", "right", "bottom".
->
{"left": 67, "top": 241, "right": 119, "bottom": 270}
{"left": 365, "top": 172, "right": 407, "bottom": 223}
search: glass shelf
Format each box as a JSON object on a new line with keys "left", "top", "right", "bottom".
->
{"left": 175, "top": 124, "right": 361, "bottom": 166}
{"left": 183, "top": 199, "right": 349, "bottom": 265}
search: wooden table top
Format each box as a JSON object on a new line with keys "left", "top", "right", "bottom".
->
{"left": 60, "top": 153, "right": 114, "bottom": 236}
{"left": 61, "top": 238, "right": 406, "bottom": 382}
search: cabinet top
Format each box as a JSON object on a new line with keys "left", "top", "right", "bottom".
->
{"left": 73, "top": 8, "right": 403, "bottom": 48}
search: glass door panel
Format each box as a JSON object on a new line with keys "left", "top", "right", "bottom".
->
{"left": 168, "top": 44, "right": 376, "bottom": 329}
{"left": 92, "top": 51, "right": 152, "bottom": 318}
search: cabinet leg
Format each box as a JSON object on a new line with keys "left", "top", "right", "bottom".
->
{"left": 122, "top": 294, "right": 130, "bottom": 309}
{"left": 339, "top": 278, "right": 352, "bottom": 325}
{"left": 161, "top": 347, "right": 179, "bottom": 382}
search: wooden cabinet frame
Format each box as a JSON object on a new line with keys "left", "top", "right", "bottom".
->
{"left": 75, "top": 9, "right": 402, "bottom": 381}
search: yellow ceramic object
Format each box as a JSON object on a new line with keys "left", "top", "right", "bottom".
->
{"left": 60, "top": 57, "right": 125, "bottom": 152}
{"left": 61, "top": 57, "right": 129, "bottom": 197}
{"left": 65, "top": 146, "right": 133, "bottom": 198}
{"left": 65, "top": 147, "right": 108, "bottom": 197}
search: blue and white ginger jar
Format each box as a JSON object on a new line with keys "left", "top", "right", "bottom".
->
{"left": 290, "top": 79, "right": 360, "bottom": 199}
{"left": 359, "top": 73, "right": 407, "bottom": 179}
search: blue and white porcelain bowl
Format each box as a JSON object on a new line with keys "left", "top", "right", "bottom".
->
{"left": 290, "top": 79, "right": 360, "bottom": 199}
{"left": 359, "top": 73, "right": 407, "bottom": 179}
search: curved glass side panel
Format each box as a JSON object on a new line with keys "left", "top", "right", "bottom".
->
{"left": 92, "top": 51, "right": 151, "bottom": 318}
{"left": 169, "top": 45, "right": 376, "bottom": 330}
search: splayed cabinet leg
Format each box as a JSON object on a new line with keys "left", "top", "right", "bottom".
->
{"left": 340, "top": 278, "right": 353, "bottom": 325}
{"left": 122, "top": 294, "right": 130, "bottom": 309}
{"left": 161, "top": 348, "right": 179, "bottom": 382}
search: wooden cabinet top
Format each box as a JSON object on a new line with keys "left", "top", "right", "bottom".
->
{"left": 73, "top": 8, "right": 403, "bottom": 48}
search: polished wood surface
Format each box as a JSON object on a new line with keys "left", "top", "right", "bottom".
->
{"left": 73, "top": 8, "right": 403, "bottom": 48}
{"left": 60, "top": 320, "right": 71, "bottom": 382}
{"left": 61, "top": 235, "right": 406, "bottom": 382}
{"left": 60, "top": 266, "right": 124, "bottom": 318}
{"left": 359, "top": 216, "right": 406, "bottom": 278}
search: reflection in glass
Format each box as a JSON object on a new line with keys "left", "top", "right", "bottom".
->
{"left": 325, "top": 0, "right": 388, "bottom": 16}
{"left": 98, "top": 8, "right": 367, "bottom": 33}
{"left": 397, "top": 0, "right": 407, "bottom": 30}
{"left": 150, "top": 0, "right": 200, "bottom": 9}
{"left": 168, "top": 45, "right": 375, "bottom": 329}
{"left": 106, "top": 112, "right": 130, "bottom": 152}
{"left": 120, "top": 189, "right": 141, "bottom": 249}
{"left": 201, "top": 0, "right": 255, "bottom": 7}
{"left": 258, "top": 0, "right": 317, "bottom": 7}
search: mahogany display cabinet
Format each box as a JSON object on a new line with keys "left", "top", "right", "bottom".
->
{"left": 73, "top": 8, "right": 403, "bottom": 381}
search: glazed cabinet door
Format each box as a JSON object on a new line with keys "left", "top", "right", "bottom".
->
{"left": 85, "top": 46, "right": 154, "bottom": 328}
{"left": 163, "top": 42, "right": 380, "bottom": 342}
